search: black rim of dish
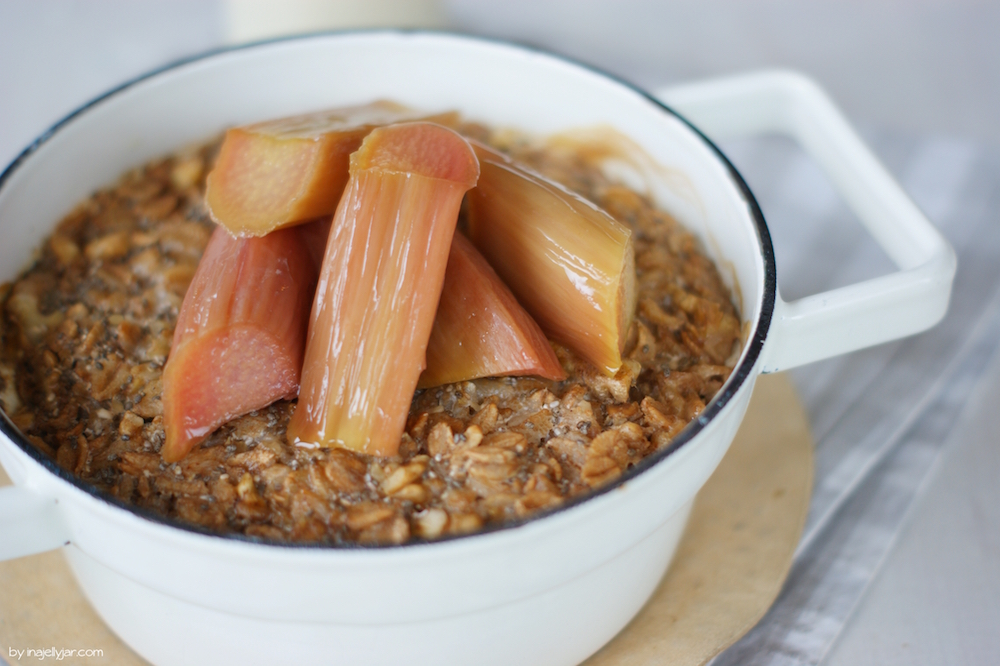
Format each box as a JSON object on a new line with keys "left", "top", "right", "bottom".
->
{"left": 0, "top": 29, "right": 776, "bottom": 551}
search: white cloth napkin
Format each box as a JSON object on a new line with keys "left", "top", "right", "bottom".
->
{"left": 711, "top": 130, "right": 1000, "bottom": 665}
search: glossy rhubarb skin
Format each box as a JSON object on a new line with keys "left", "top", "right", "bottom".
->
{"left": 205, "top": 101, "right": 458, "bottom": 237}
{"left": 466, "top": 142, "right": 637, "bottom": 376}
{"left": 161, "top": 224, "right": 319, "bottom": 462}
{"left": 287, "top": 122, "right": 479, "bottom": 456}
{"left": 419, "top": 232, "right": 566, "bottom": 389}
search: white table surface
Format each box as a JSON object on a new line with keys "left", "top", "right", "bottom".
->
{"left": 1, "top": 2, "right": 998, "bottom": 665}
{"left": 824, "top": 337, "right": 1000, "bottom": 665}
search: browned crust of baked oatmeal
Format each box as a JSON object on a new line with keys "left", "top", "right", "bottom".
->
{"left": 0, "top": 122, "right": 742, "bottom": 545}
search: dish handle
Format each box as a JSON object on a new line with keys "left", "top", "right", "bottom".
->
{"left": 656, "top": 70, "right": 956, "bottom": 372}
{"left": 0, "top": 484, "right": 69, "bottom": 561}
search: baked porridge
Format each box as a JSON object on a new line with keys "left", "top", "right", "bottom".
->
{"left": 0, "top": 117, "right": 741, "bottom": 545}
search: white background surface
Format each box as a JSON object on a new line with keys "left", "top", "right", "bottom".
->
{"left": 1, "top": 2, "right": 998, "bottom": 665}
{"left": 3, "top": 0, "right": 1000, "bottom": 170}
{"left": 824, "top": 342, "right": 1000, "bottom": 665}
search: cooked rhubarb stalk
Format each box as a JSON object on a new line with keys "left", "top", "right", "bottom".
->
{"left": 466, "top": 142, "right": 637, "bottom": 376}
{"left": 161, "top": 225, "right": 318, "bottom": 462}
{"left": 205, "top": 101, "right": 458, "bottom": 236}
{"left": 419, "top": 232, "right": 566, "bottom": 388}
{"left": 287, "top": 122, "right": 479, "bottom": 456}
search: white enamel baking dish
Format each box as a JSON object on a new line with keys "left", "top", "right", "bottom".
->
{"left": 0, "top": 32, "right": 954, "bottom": 666}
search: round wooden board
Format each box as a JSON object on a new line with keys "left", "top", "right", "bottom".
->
{"left": 0, "top": 373, "right": 813, "bottom": 665}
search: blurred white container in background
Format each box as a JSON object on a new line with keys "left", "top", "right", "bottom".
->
{"left": 222, "top": 0, "right": 448, "bottom": 44}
